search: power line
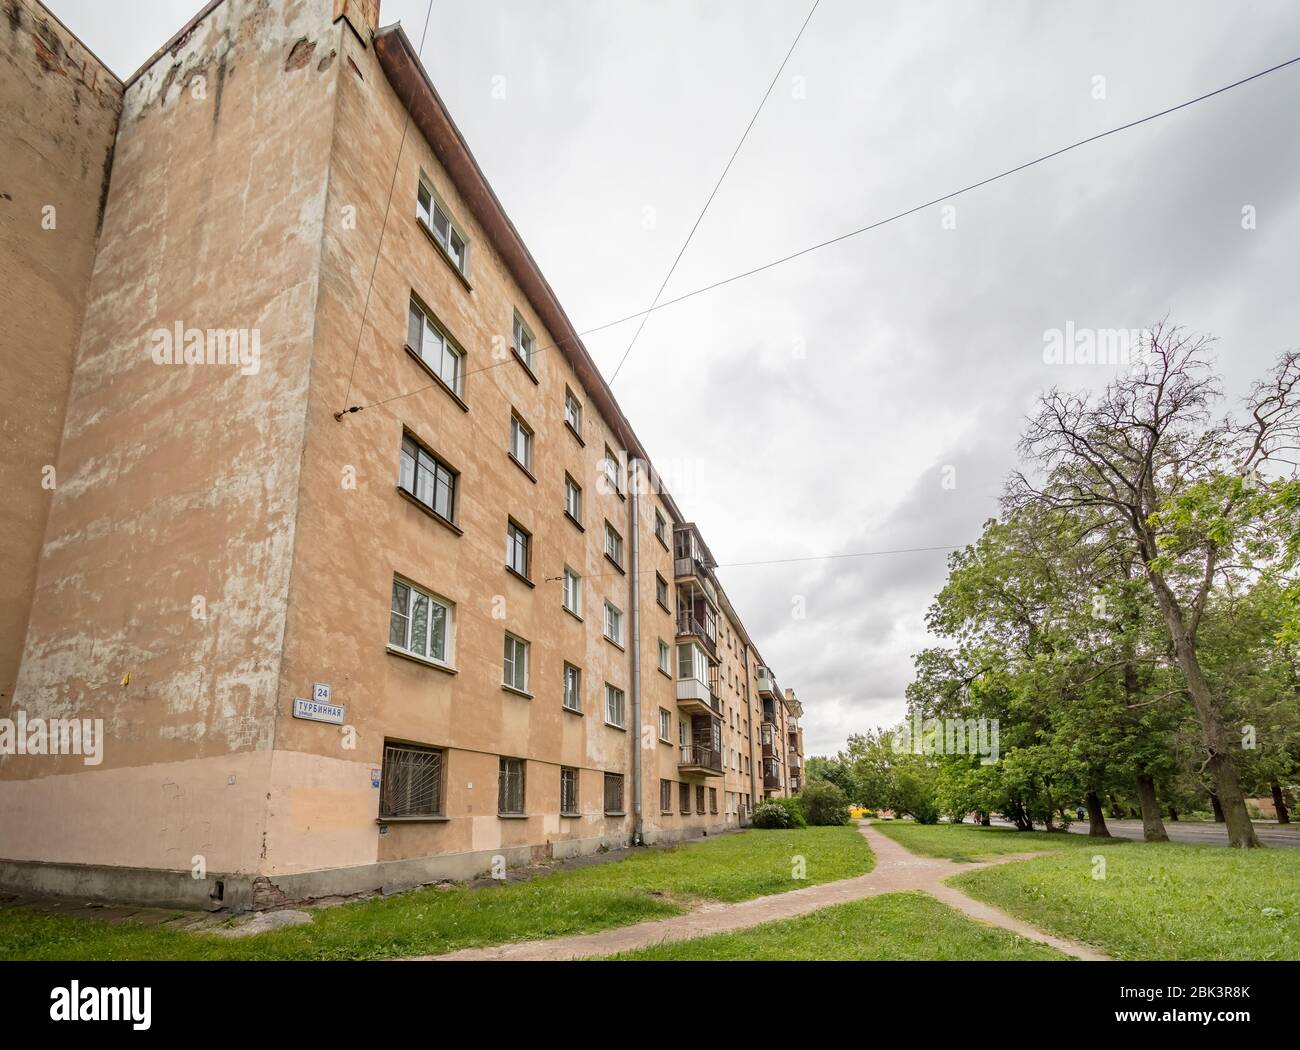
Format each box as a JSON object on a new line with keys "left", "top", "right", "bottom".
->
{"left": 607, "top": 0, "right": 821, "bottom": 386}
{"left": 341, "top": 49, "right": 1300, "bottom": 417}
{"left": 336, "top": 0, "right": 436, "bottom": 420}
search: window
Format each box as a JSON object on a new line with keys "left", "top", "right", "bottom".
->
{"left": 654, "top": 509, "right": 668, "bottom": 546}
{"left": 512, "top": 311, "right": 535, "bottom": 369}
{"left": 564, "top": 387, "right": 583, "bottom": 436}
{"left": 603, "top": 601, "right": 623, "bottom": 645}
{"left": 563, "top": 663, "right": 582, "bottom": 711}
{"left": 417, "top": 178, "right": 468, "bottom": 275}
{"left": 407, "top": 298, "right": 464, "bottom": 396}
{"left": 398, "top": 434, "right": 456, "bottom": 522}
{"left": 709, "top": 787, "right": 718, "bottom": 815}
{"left": 658, "top": 708, "right": 671, "bottom": 742}
{"left": 509, "top": 413, "right": 533, "bottom": 472}
{"left": 658, "top": 639, "right": 671, "bottom": 674}
{"left": 389, "top": 578, "right": 452, "bottom": 665}
{"left": 604, "top": 772, "right": 624, "bottom": 814}
{"left": 562, "top": 566, "right": 581, "bottom": 616}
{"left": 602, "top": 445, "right": 622, "bottom": 495}
{"left": 660, "top": 778, "right": 673, "bottom": 813}
{"left": 696, "top": 785, "right": 706, "bottom": 815}
{"left": 604, "top": 522, "right": 623, "bottom": 567}
{"left": 678, "top": 720, "right": 688, "bottom": 749}
{"left": 604, "top": 683, "right": 625, "bottom": 728}
{"left": 679, "top": 782, "right": 691, "bottom": 814}
{"left": 379, "top": 742, "right": 444, "bottom": 818}
{"left": 503, "top": 632, "right": 529, "bottom": 692}
{"left": 498, "top": 757, "right": 525, "bottom": 815}
{"left": 506, "top": 520, "right": 531, "bottom": 579}
{"left": 560, "top": 767, "right": 579, "bottom": 816}
{"left": 655, "top": 573, "right": 669, "bottom": 609}
{"left": 678, "top": 642, "right": 710, "bottom": 686}
{"left": 564, "top": 474, "right": 582, "bottom": 523}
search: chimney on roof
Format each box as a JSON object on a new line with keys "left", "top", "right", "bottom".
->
{"left": 334, "top": 0, "right": 381, "bottom": 40}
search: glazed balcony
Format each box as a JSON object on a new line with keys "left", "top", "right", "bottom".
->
{"left": 760, "top": 721, "right": 781, "bottom": 758}
{"left": 676, "top": 671, "right": 721, "bottom": 717}
{"left": 763, "top": 759, "right": 783, "bottom": 790}
{"left": 756, "top": 667, "right": 781, "bottom": 700}
{"left": 675, "top": 609, "right": 717, "bottom": 660}
{"left": 679, "top": 744, "right": 724, "bottom": 776}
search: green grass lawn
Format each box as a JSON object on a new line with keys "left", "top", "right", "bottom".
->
{"left": 873, "top": 820, "right": 1116, "bottom": 862}
{"left": 610, "top": 890, "right": 1068, "bottom": 961}
{"left": 953, "top": 840, "right": 1300, "bottom": 960}
{"left": 0, "top": 827, "right": 871, "bottom": 961}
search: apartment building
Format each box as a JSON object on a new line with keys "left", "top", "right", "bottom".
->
{"left": 0, "top": 0, "right": 807, "bottom": 910}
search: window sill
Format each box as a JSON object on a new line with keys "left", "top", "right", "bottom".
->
{"left": 386, "top": 645, "right": 458, "bottom": 674}
{"left": 604, "top": 811, "right": 627, "bottom": 817}
{"left": 656, "top": 599, "right": 671, "bottom": 614}
{"left": 604, "top": 721, "right": 627, "bottom": 732}
{"left": 376, "top": 815, "right": 449, "bottom": 824}
{"left": 659, "top": 737, "right": 672, "bottom": 747}
{"left": 416, "top": 216, "right": 473, "bottom": 292}
{"left": 403, "top": 344, "right": 469, "bottom": 413}
{"left": 604, "top": 636, "right": 625, "bottom": 652}
{"left": 502, "top": 684, "right": 533, "bottom": 700}
{"left": 604, "top": 554, "right": 626, "bottom": 575}
{"left": 658, "top": 667, "right": 673, "bottom": 680}
{"left": 560, "top": 811, "right": 581, "bottom": 819}
{"left": 562, "top": 704, "right": 583, "bottom": 716}
{"left": 505, "top": 565, "right": 535, "bottom": 589}
{"left": 395, "top": 486, "right": 464, "bottom": 535}
{"left": 660, "top": 810, "right": 673, "bottom": 816}
{"left": 498, "top": 813, "right": 528, "bottom": 820}
{"left": 564, "top": 510, "right": 585, "bottom": 533}
{"left": 507, "top": 452, "right": 537, "bottom": 484}
{"left": 655, "top": 534, "right": 670, "bottom": 552}
{"left": 510, "top": 348, "right": 541, "bottom": 385}
{"left": 562, "top": 606, "right": 583, "bottom": 624}
{"left": 565, "top": 420, "right": 585, "bottom": 447}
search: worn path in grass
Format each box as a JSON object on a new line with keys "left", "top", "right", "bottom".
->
{"left": 419, "top": 822, "right": 1108, "bottom": 961}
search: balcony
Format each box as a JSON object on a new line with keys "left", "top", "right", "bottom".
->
{"left": 675, "top": 610, "right": 717, "bottom": 660}
{"left": 676, "top": 674, "right": 721, "bottom": 717}
{"left": 679, "top": 744, "right": 724, "bottom": 776}
{"left": 756, "top": 667, "right": 781, "bottom": 699}
{"left": 760, "top": 721, "right": 781, "bottom": 758}
{"left": 788, "top": 751, "right": 801, "bottom": 769}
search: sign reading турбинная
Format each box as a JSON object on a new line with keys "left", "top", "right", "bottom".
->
{"left": 293, "top": 684, "right": 344, "bottom": 725}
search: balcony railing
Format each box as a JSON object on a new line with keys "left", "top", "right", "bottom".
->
{"left": 676, "top": 675, "right": 722, "bottom": 717}
{"left": 675, "top": 610, "right": 717, "bottom": 658}
{"left": 680, "top": 744, "right": 724, "bottom": 775}
{"left": 788, "top": 751, "right": 801, "bottom": 768}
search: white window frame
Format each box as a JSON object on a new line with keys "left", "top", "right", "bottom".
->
{"left": 388, "top": 577, "right": 454, "bottom": 667}
{"left": 604, "top": 522, "right": 623, "bottom": 567}
{"left": 564, "top": 474, "right": 582, "bottom": 523}
{"left": 564, "top": 387, "right": 583, "bottom": 435}
{"left": 503, "top": 632, "right": 529, "bottom": 692}
{"left": 398, "top": 434, "right": 456, "bottom": 522}
{"left": 407, "top": 298, "right": 464, "bottom": 396}
{"left": 562, "top": 566, "right": 582, "bottom": 616}
{"left": 602, "top": 445, "right": 622, "bottom": 495}
{"left": 509, "top": 413, "right": 533, "bottom": 471}
{"left": 604, "top": 683, "right": 626, "bottom": 728}
{"left": 603, "top": 600, "right": 623, "bottom": 646}
{"left": 512, "top": 311, "right": 535, "bottom": 369}
{"left": 658, "top": 708, "right": 671, "bottom": 742}
{"left": 658, "top": 639, "right": 671, "bottom": 674}
{"left": 563, "top": 663, "right": 582, "bottom": 712}
{"left": 506, "top": 520, "right": 531, "bottom": 579}
{"left": 417, "top": 176, "right": 470, "bottom": 276}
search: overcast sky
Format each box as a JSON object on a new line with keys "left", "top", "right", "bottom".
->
{"left": 52, "top": 0, "right": 1300, "bottom": 757}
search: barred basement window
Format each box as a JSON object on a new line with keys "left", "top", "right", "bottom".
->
{"left": 604, "top": 772, "right": 624, "bottom": 814}
{"left": 660, "top": 778, "right": 673, "bottom": 813}
{"left": 498, "top": 756, "right": 525, "bottom": 815}
{"left": 696, "top": 784, "right": 706, "bottom": 815}
{"left": 560, "top": 767, "right": 579, "bottom": 816}
{"left": 679, "top": 782, "right": 690, "bottom": 815}
{"left": 709, "top": 787, "right": 718, "bottom": 815}
{"left": 379, "top": 742, "right": 444, "bottom": 818}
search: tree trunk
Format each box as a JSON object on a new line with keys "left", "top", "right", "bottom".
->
{"left": 1134, "top": 772, "right": 1169, "bottom": 842}
{"left": 1147, "top": 580, "right": 1259, "bottom": 847}
{"left": 980, "top": 813, "right": 991, "bottom": 827}
{"left": 1108, "top": 793, "right": 1122, "bottom": 819}
{"left": 1168, "top": 806, "right": 1178, "bottom": 821}
{"left": 1085, "top": 790, "right": 1111, "bottom": 837}
{"left": 1209, "top": 791, "right": 1225, "bottom": 823}
{"left": 1272, "top": 781, "right": 1290, "bottom": 824}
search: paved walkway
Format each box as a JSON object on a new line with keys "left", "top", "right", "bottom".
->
{"left": 418, "top": 822, "right": 1108, "bottom": 961}
{"left": 1061, "top": 818, "right": 1300, "bottom": 849}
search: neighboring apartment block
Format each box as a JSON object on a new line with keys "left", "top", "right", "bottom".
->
{"left": 0, "top": 0, "right": 807, "bottom": 910}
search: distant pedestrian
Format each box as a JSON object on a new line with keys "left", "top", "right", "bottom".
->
{"left": 1076, "top": 805, "right": 1085, "bottom": 822}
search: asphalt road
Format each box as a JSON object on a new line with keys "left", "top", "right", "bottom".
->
{"left": 1063, "top": 818, "right": 1300, "bottom": 848}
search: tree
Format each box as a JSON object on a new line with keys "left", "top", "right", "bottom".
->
{"left": 1011, "top": 324, "right": 1300, "bottom": 847}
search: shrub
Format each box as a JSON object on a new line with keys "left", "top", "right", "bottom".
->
{"left": 773, "top": 795, "right": 807, "bottom": 827}
{"left": 750, "top": 800, "right": 798, "bottom": 829}
{"left": 799, "top": 781, "right": 851, "bottom": 826}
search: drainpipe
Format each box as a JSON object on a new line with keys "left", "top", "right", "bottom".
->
{"left": 628, "top": 455, "right": 644, "bottom": 846}
{"left": 747, "top": 662, "right": 758, "bottom": 806}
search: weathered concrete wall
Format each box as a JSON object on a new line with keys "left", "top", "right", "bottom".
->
{"left": 0, "top": 0, "right": 121, "bottom": 710}
{"left": 0, "top": 0, "right": 342, "bottom": 879}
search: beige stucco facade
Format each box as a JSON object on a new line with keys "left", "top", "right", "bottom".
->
{"left": 0, "top": 0, "right": 808, "bottom": 910}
